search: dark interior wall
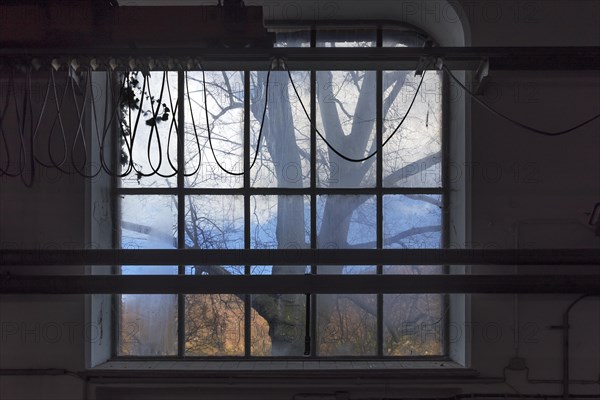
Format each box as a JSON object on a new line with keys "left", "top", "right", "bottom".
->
{"left": 1, "top": 1, "right": 599, "bottom": 399}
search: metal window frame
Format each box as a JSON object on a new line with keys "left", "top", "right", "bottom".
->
{"left": 110, "top": 27, "right": 449, "bottom": 360}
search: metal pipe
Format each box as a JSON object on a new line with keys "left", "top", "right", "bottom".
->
{"left": 1, "top": 249, "right": 599, "bottom": 266}
{"left": 559, "top": 295, "right": 599, "bottom": 400}
{"left": 1, "top": 47, "right": 599, "bottom": 71}
{"left": 1, "top": 274, "right": 599, "bottom": 294}
{"left": 304, "top": 292, "right": 311, "bottom": 356}
{"left": 0, "top": 369, "right": 73, "bottom": 376}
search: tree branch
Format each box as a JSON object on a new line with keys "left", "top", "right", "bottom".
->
{"left": 339, "top": 294, "right": 400, "bottom": 343}
{"left": 347, "top": 225, "right": 441, "bottom": 249}
{"left": 382, "top": 151, "right": 441, "bottom": 187}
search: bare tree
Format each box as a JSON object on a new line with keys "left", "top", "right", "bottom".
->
{"left": 120, "top": 36, "right": 444, "bottom": 356}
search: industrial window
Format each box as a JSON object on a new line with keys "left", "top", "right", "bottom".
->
{"left": 115, "top": 27, "right": 447, "bottom": 358}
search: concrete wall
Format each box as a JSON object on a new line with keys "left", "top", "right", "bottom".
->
{"left": 1, "top": 0, "right": 599, "bottom": 399}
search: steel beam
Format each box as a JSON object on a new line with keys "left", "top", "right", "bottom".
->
{"left": 1, "top": 47, "right": 598, "bottom": 71}
{"left": 1, "top": 249, "right": 599, "bottom": 266}
{"left": 1, "top": 274, "right": 599, "bottom": 294}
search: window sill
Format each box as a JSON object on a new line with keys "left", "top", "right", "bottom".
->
{"left": 89, "top": 360, "right": 476, "bottom": 380}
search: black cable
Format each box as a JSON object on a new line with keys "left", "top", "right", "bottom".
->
{"left": 124, "top": 69, "right": 147, "bottom": 177}
{"left": 45, "top": 68, "right": 70, "bottom": 172}
{"left": 0, "top": 92, "right": 10, "bottom": 175}
{"left": 286, "top": 62, "right": 430, "bottom": 163}
{"left": 98, "top": 67, "right": 134, "bottom": 177}
{"left": 6, "top": 56, "right": 598, "bottom": 184}
{"left": 203, "top": 66, "right": 272, "bottom": 176}
{"left": 86, "top": 67, "right": 110, "bottom": 177}
{"left": 131, "top": 70, "right": 168, "bottom": 178}
{"left": 0, "top": 70, "right": 21, "bottom": 177}
{"left": 129, "top": 70, "right": 179, "bottom": 180}
{"left": 8, "top": 69, "right": 31, "bottom": 185}
{"left": 41, "top": 68, "right": 101, "bottom": 179}
{"left": 31, "top": 70, "right": 59, "bottom": 169}
{"left": 19, "top": 69, "right": 34, "bottom": 187}
{"left": 118, "top": 69, "right": 150, "bottom": 178}
{"left": 183, "top": 71, "right": 202, "bottom": 177}
{"left": 69, "top": 67, "right": 103, "bottom": 178}
{"left": 6, "top": 70, "right": 25, "bottom": 177}
{"left": 164, "top": 71, "right": 180, "bottom": 175}
{"left": 443, "top": 64, "right": 600, "bottom": 137}
{"left": 30, "top": 68, "right": 52, "bottom": 171}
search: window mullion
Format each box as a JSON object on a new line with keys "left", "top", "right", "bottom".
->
{"left": 376, "top": 28, "right": 384, "bottom": 358}
{"left": 308, "top": 24, "right": 318, "bottom": 359}
{"left": 243, "top": 70, "right": 252, "bottom": 357}
{"left": 112, "top": 69, "right": 122, "bottom": 359}
{"left": 441, "top": 70, "right": 451, "bottom": 357}
{"left": 177, "top": 71, "right": 186, "bottom": 358}
{"left": 309, "top": 73, "right": 318, "bottom": 358}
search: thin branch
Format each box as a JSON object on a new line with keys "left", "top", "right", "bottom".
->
{"left": 347, "top": 224, "right": 441, "bottom": 249}
{"left": 339, "top": 294, "right": 400, "bottom": 343}
{"left": 404, "top": 194, "right": 442, "bottom": 207}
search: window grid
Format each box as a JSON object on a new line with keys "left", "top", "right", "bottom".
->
{"left": 115, "top": 28, "right": 448, "bottom": 359}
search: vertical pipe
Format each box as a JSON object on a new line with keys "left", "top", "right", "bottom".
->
{"left": 563, "top": 312, "right": 570, "bottom": 400}
{"left": 304, "top": 292, "right": 311, "bottom": 355}
{"left": 561, "top": 294, "right": 598, "bottom": 400}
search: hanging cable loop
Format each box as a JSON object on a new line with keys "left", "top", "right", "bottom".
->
{"left": 203, "top": 62, "right": 273, "bottom": 176}
{"left": 285, "top": 59, "right": 431, "bottom": 163}
{"left": 2, "top": 54, "right": 600, "bottom": 183}
{"left": 442, "top": 64, "right": 600, "bottom": 137}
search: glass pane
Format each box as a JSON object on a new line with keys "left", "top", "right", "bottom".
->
{"left": 119, "top": 266, "right": 178, "bottom": 357}
{"left": 275, "top": 30, "right": 310, "bottom": 47}
{"left": 185, "top": 293, "right": 245, "bottom": 356}
{"left": 317, "top": 195, "right": 376, "bottom": 249}
{"left": 316, "top": 70, "right": 376, "bottom": 188}
{"left": 121, "top": 195, "right": 177, "bottom": 249}
{"left": 250, "top": 71, "right": 311, "bottom": 188}
{"left": 382, "top": 29, "right": 427, "bottom": 48}
{"left": 316, "top": 29, "right": 376, "bottom": 48}
{"left": 383, "top": 195, "right": 442, "bottom": 249}
{"left": 250, "top": 265, "right": 310, "bottom": 275}
{"left": 251, "top": 293, "right": 306, "bottom": 356}
{"left": 317, "top": 266, "right": 377, "bottom": 356}
{"left": 185, "top": 266, "right": 245, "bottom": 356}
{"left": 382, "top": 70, "right": 442, "bottom": 188}
{"left": 315, "top": 30, "right": 377, "bottom": 187}
{"left": 184, "top": 71, "right": 244, "bottom": 188}
{"left": 383, "top": 266, "right": 445, "bottom": 356}
{"left": 185, "top": 195, "right": 244, "bottom": 249}
{"left": 317, "top": 294, "right": 377, "bottom": 356}
{"left": 186, "top": 265, "right": 244, "bottom": 276}
{"left": 317, "top": 264, "right": 376, "bottom": 356}
{"left": 121, "top": 71, "right": 178, "bottom": 188}
{"left": 250, "top": 195, "right": 310, "bottom": 249}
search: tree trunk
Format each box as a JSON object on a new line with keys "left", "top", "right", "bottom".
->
{"left": 251, "top": 71, "right": 307, "bottom": 355}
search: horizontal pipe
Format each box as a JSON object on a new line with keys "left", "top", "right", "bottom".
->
{"left": 1, "top": 249, "right": 599, "bottom": 266}
{"left": 1, "top": 274, "right": 599, "bottom": 294}
{"left": 0, "top": 47, "right": 598, "bottom": 71}
{"left": 0, "top": 369, "right": 73, "bottom": 376}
